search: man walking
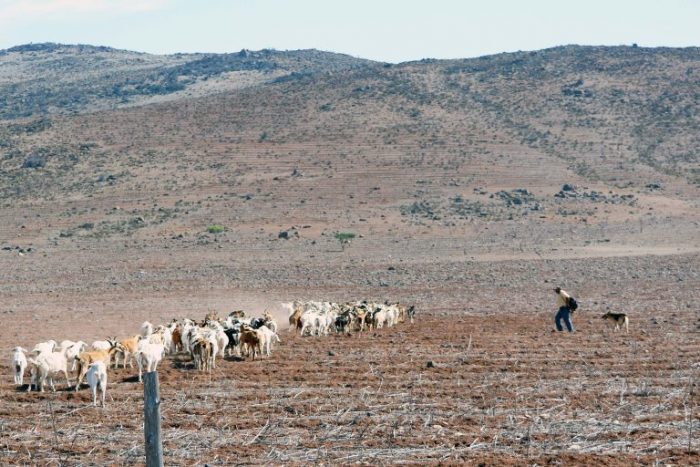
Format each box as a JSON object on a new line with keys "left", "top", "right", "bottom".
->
{"left": 554, "top": 287, "right": 574, "bottom": 333}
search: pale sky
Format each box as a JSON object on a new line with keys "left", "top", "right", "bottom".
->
{"left": 0, "top": 0, "right": 698, "bottom": 63}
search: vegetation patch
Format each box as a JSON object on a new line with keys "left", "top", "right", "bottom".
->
{"left": 334, "top": 231, "right": 356, "bottom": 250}
{"left": 206, "top": 224, "right": 225, "bottom": 234}
{"left": 401, "top": 191, "right": 545, "bottom": 224}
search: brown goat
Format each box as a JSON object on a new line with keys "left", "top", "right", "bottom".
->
{"left": 239, "top": 326, "right": 261, "bottom": 360}
{"left": 356, "top": 308, "right": 370, "bottom": 332}
{"left": 171, "top": 324, "right": 183, "bottom": 353}
{"left": 114, "top": 335, "right": 140, "bottom": 369}
{"left": 288, "top": 302, "right": 304, "bottom": 332}
{"left": 192, "top": 338, "right": 212, "bottom": 372}
{"left": 396, "top": 303, "right": 407, "bottom": 324}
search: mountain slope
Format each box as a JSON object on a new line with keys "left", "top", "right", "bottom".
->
{"left": 0, "top": 44, "right": 698, "bottom": 260}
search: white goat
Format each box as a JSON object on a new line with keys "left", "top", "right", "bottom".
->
{"left": 384, "top": 305, "right": 399, "bottom": 328}
{"left": 150, "top": 325, "right": 172, "bottom": 354}
{"left": 204, "top": 321, "right": 229, "bottom": 358}
{"left": 376, "top": 310, "right": 389, "bottom": 329}
{"left": 316, "top": 310, "right": 337, "bottom": 336}
{"left": 57, "top": 340, "right": 76, "bottom": 352}
{"left": 140, "top": 321, "right": 154, "bottom": 338}
{"left": 91, "top": 340, "right": 112, "bottom": 351}
{"left": 11, "top": 347, "right": 28, "bottom": 386}
{"left": 135, "top": 338, "right": 165, "bottom": 383}
{"left": 31, "top": 340, "right": 57, "bottom": 355}
{"left": 27, "top": 351, "right": 71, "bottom": 392}
{"left": 62, "top": 341, "right": 87, "bottom": 371}
{"left": 256, "top": 326, "right": 281, "bottom": 356}
{"left": 213, "top": 329, "right": 228, "bottom": 360}
{"left": 180, "top": 322, "right": 197, "bottom": 356}
{"left": 300, "top": 311, "right": 320, "bottom": 336}
{"left": 86, "top": 361, "right": 108, "bottom": 407}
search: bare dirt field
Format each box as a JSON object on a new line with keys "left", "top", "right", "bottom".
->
{"left": 1, "top": 250, "right": 698, "bottom": 466}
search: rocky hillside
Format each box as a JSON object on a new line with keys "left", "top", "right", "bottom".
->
{"left": 0, "top": 42, "right": 373, "bottom": 120}
{"left": 0, "top": 43, "right": 698, "bottom": 259}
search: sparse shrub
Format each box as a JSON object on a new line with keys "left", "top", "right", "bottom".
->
{"left": 334, "top": 231, "right": 355, "bottom": 251}
{"left": 207, "top": 224, "right": 225, "bottom": 234}
{"left": 22, "top": 154, "right": 45, "bottom": 169}
{"left": 129, "top": 217, "right": 146, "bottom": 228}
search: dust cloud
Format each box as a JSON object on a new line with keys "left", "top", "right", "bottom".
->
{"left": 223, "top": 298, "right": 292, "bottom": 331}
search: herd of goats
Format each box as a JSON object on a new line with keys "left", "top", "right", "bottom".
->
{"left": 10, "top": 300, "right": 416, "bottom": 406}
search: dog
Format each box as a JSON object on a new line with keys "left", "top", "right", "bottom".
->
{"left": 601, "top": 312, "right": 629, "bottom": 333}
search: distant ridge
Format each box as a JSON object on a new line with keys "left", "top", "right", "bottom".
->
{"left": 0, "top": 42, "right": 698, "bottom": 187}
{"left": 3, "top": 42, "right": 119, "bottom": 53}
{"left": 0, "top": 43, "right": 376, "bottom": 120}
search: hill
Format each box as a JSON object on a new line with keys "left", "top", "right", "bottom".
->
{"left": 0, "top": 44, "right": 698, "bottom": 256}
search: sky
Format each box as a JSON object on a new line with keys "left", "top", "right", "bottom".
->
{"left": 0, "top": 0, "right": 699, "bottom": 63}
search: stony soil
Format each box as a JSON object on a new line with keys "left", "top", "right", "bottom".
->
{"left": 1, "top": 251, "right": 698, "bottom": 466}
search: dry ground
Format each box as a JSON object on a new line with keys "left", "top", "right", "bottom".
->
{"left": 1, "top": 253, "right": 698, "bottom": 466}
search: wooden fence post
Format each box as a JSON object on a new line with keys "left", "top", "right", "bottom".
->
{"left": 144, "top": 371, "right": 163, "bottom": 467}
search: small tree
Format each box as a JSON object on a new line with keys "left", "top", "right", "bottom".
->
{"left": 334, "top": 231, "right": 355, "bottom": 251}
